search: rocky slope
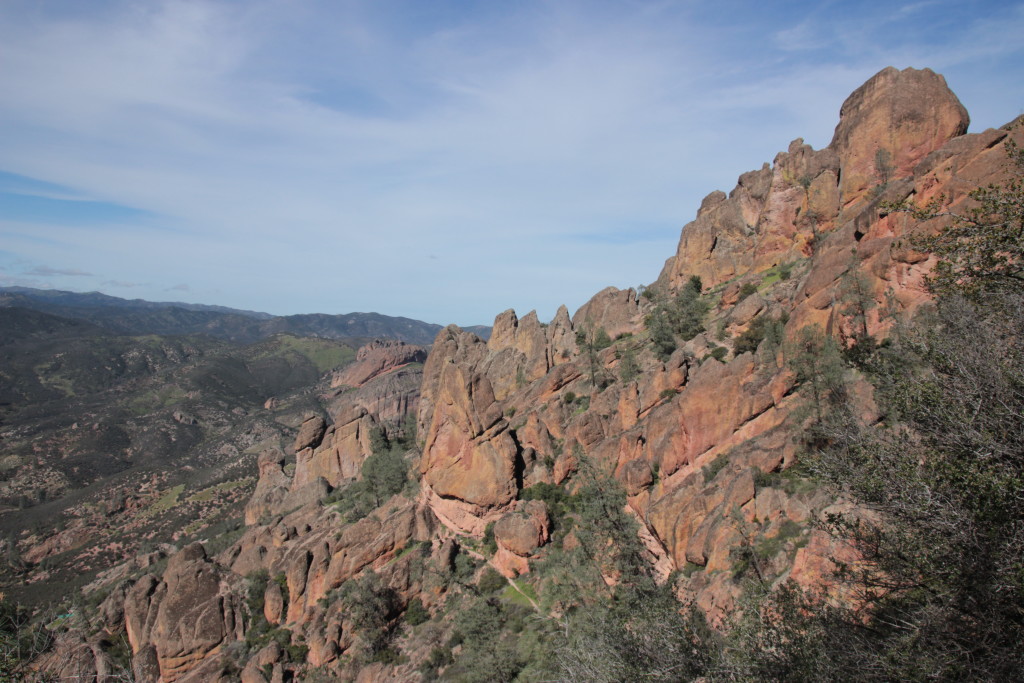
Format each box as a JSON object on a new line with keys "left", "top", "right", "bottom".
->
{"left": 26, "top": 67, "right": 1024, "bottom": 681}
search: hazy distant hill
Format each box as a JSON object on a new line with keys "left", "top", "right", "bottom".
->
{"left": 0, "top": 286, "right": 273, "bottom": 318}
{"left": 0, "top": 287, "right": 491, "bottom": 344}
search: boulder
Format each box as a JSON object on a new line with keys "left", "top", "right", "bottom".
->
{"left": 293, "top": 415, "right": 327, "bottom": 453}
{"left": 829, "top": 66, "right": 969, "bottom": 206}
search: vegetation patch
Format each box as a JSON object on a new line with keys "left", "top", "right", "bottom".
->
{"left": 140, "top": 484, "right": 185, "bottom": 518}
{"left": 702, "top": 453, "right": 730, "bottom": 483}
{"left": 186, "top": 477, "right": 254, "bottom": 503}
{"left": 260, "top": 335, "right": 356, "bottom": 373}
{"left": 501, "top": 579, "right": 538, "bottom": 608}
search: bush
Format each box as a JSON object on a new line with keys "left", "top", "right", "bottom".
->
{"left": 330, "top": 430, "right": 411, "bottom": 521}
{"left": 734, "top": 313, "right": 787, "bottom": 356}
{"left": 618, "top": 345, "right": 640, "bottom": 383}
{"left": 521, "top": 482, "right": 575, "bottom": 531}
{"left": 478, "top": 567, "right": 507, "bottom": 594}
{"left": 482, "top": 522, "right": 497, "bottom": 556}
{"left": 645, "top": 278, "right": 710, "bottom": 360}
{"left": 738, "top": 281, "right": 759, "bottom": 299}
{"left": 339, "top": 571, "right": 402, "bottom": 659}
{"left": 404, "top": 598, "right": 429, "bottom": 626}
{"left": 702, "top": 453, "right": 730, "bottom": 483}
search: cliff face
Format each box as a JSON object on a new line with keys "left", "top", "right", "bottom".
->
{"left": 407, "top": 66, "right": 1019, "bottom": 621}
{"left": 63, "top": 68, "right": 1024, "bottom": 681}
{"left": 660, "top": 66, "right": 970, "bottom": 293}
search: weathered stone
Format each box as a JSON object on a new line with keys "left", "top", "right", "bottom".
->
{"left": 333, "top": 340, "right": 427, "bottom": 388}
{"left": 294, "top": 415, "right": 327, "bottom": 453}
{"left": 830, "top": 66, "right": 969, "bottom": 206}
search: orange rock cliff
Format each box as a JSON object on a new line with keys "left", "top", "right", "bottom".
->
{"left": 52, "top": 66, "right": 1024, "bottom": 681}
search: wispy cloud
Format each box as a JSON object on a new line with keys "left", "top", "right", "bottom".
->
{"left": 102, "top": 279, "right": 147, "bottom": 288}
{"left": 26, "top": 266, "right": 93, "bottom": 277}
{"left": 0, "top": 0, "right": 1021, "bottom": 325}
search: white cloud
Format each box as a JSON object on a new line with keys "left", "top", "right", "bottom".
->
{"left": 0, "top": 0, "right": 1022, "bottom": 325}
{"left": 26, "top": 266, "right": 93, "bottom": 277}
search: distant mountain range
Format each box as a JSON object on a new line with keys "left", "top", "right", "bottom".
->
{"left": 0, "top": 287, "right": 490, "bottom": 345}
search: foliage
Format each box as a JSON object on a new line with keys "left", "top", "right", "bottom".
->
{"left": 838, "top": 254, "right": 876, "bottom": 343}
{"left": 645, "top": 278, "right": 710, "bottom": 360}
{"left": 702, "top": 453, "right": 730, "bottom": 483}
{"left": 329, "top": 427, "right": 410, "bottom": 521}
{"left": 570, "top": 456, "right": 649, "bottom": 584}
{"left": 520, "top": 482, "right": 575, "bottom": 540}
{"left": 786, "top": 325, "right": 848, "bottom": 428}
{"left": 706, "top": 345, "right": 728, "bottom": 362}
{"left": 733, "top": 312, "right": 787, "bottom": 356}
{"left": 738, "top": 281, "right": 760, "bottom": 299}
{"left": 445, "top": 598, "right": 539, "bottom": 683}
{"left": 339, "top": 571, "right": 402, "bottom": 660}
{"left": 559, "top": 585, "right": 720, "bottom": 682}
{"left": 404, "top": 597, "right": 429, "bottom": 627}
{"left": 242, "top": 568, "right": 305, "bottom": 660}
{"left": 758, "top": 281, "right": 1024, "bottom": 680}
{"left": 890, "top": 139, "right": 1024, "bottom": 296}
{"left": 797, "top": 293, "right": 1024, "bottom": 679}
{"left": 0, "top": 602, "right": 54, "bottom": 681}
{"left": 482, "top": 522, "right": 497, "bottom": 556}
{"left": 617, "top": 344, "right": 640, "bottom": 383}
{"left": 576, "top": 326, "right": 612, "bottom": 390}
{"left": 477, "top": 568, "right": 507, "bottom": 594}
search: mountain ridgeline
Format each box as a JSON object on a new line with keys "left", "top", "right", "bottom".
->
{"left": 6, "top": 67, "right": 1024, "bottom": 682}
{"left": 0, "top": 287, "right": 491, "bottom": 345}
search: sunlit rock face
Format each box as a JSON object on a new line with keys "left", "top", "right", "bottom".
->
{"left": 75, "top": 66, "right": 1024, "bottom": 680}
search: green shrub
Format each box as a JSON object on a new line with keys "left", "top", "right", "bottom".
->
{"left": 618, "top": 345, "right": 640, "bottom": 383}
{"left": 482, "top": 522, "right": 497, "bottom": 556}
{"left": 330, "top": 432, "right": 411, "bottom": 521}
{"left": 738, "top": 281, "right": 759, "bottom": 299}
{"left": 702, "top": 453, "right": 730, "bottom": 483}
{"left": 478, "top": 567, "right": 508, "bottom": 594}
{"left": 753, "top": 468, "right": 781, "bottom": 490}
{"left": 645, "top": 278, "right": 710, "bottom": 360}
{"left": 339, "top": 571, "right": 401, "bottom": 659}
{"left": 734, "top": 313, "right": 787, "bottom": 356}
{"left": 405, "top": 597, "right": 429, "bottom": 626}
{"left": 682, "top": 561, "right": 704, "bottom": 577}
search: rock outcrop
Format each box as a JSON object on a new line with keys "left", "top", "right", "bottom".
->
{"left": 660, "top": 66, "right": 970, "bottom": 292}
{"left": 332, "top": 340, "right": 427, "bottom": 388}
{"left": 124, "top": 544, "right": 242, "bottom": 682}
{"left": 829, "top": 66, "right": 969, "bottom": 206}
{"left": 70, "top": 67, "right": 1024, "bottom": 682}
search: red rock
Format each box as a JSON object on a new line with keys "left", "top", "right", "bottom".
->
{"left": 332, "top": 340, "right": 427, "bottom": 388}
{"left": 830, "top": 66, "right": 969, "bottom": 207}
{"left": 293, "top": 415, "right": 327, "bottom": 453}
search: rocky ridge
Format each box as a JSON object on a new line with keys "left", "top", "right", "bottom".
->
{"left": 37, "top": 67, "right": 1024, "bottom": 681}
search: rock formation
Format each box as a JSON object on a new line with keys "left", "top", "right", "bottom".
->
{"left": 53, "top": 67, "right": 1024, "bottom": 681}
{"left": 332, "top": 340, "right": 427, "bottom": 388}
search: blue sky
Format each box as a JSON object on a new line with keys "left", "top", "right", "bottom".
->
{"left": 1, "top": 0, "right": 1022, "bottom": 326}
